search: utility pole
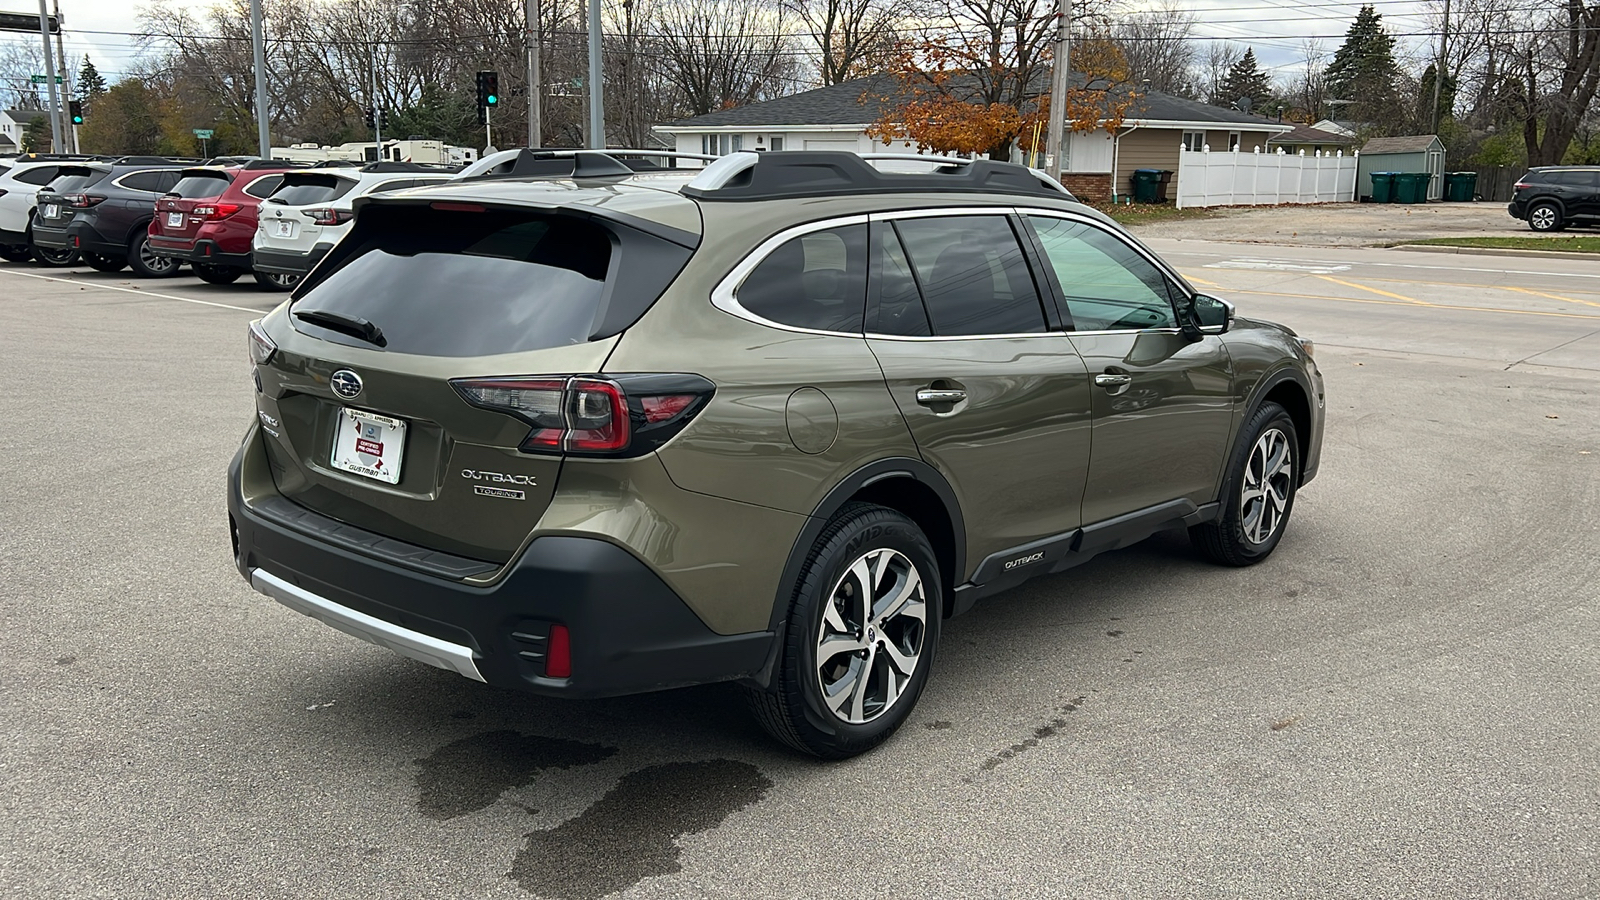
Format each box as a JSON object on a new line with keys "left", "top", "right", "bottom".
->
{"left": 1045, "top": 0, "right": 1070, "bottom": 179}
{"left": 526, "top": 0, "right": 541, "bottom": 147}
{"left": 35, "top": 0, "right": 61, "bottom": 152}
{"left": 1430, "top": 0, "right": 1449, "bottom": 133}
{"left": 250, "top": 0, "right": 270, "bottom": 157}
{"left": 52, "top": 0, "right": 72, "bottom": 152}
{"left": 586, "top": 0, "right": 603, "bottom": 149}
{"left": 371, "top": 55, "right": 382, "bottom": 149}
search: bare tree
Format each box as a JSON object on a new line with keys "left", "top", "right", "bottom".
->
{"left": 653, "top": 0, "right": 804, "bottom": 117}
{"left": 786, "top": 0, "right": 915, "bottom": 85}
{"left": 1108, "top": 1, "right": 1197, "bottom": 97}
{"left": 1195, "top": 41, "right": 1243, "bottom": 107}
{"left": 0, "top": 40, "right": 50, "bottom": 110}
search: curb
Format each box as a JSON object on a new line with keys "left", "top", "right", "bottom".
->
{"left": 1393, "top": 244, "right": 1600, "bottom": 262}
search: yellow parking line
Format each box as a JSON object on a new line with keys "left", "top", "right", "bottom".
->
{"left": 1501, "top": 285, "right": 1600, "bottom": 310}
{"left": 1184, "top": 274, "right": 1224, "bottom": 288}
{"left": 1204, "top": 286, "right": 1600, "bottom": 321}
{"left": 1313, "top": 274, "right": 1435, "bottom": 306}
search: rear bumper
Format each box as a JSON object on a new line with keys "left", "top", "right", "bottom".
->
{"left": 149, "top": 237, "right": 252, "bottom": 268}
{"left": 33, "top": 219, "right": 120, "bottom": 255}
{"left": 1507, "top": 200, "right": 1526, "bottom": 220}
{"left": 228, "top": 435, "right": 773, "bottom": 699}
{"left": 0, "top": 226, "right": 30, "bottom": 246}
{"left": 251, "top": 243, "right": 331, "bottom": 276}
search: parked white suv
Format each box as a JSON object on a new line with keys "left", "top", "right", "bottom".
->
{"left": 252, "top": 162, "right": 457, "bottom": 277}
{"left": 0, "top": 157, "right": 90, "bottom": 265}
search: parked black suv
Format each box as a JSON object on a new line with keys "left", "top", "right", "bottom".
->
{"left": 1508, "top": 166, "right": 1600, "bottom": 232}
{"left": 31, "top": 157, "right": 192, "bottom": 276}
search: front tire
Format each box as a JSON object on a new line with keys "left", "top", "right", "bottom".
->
{"left": 253, "top": 270, "right": 301, "bottom": 291}
{"left": 126, "top": 232, "right": 180, "bottom": 278}
{"left": 82, "top": 251, "right": 127, "bottom": 273}
{"left": 1191, "top": 401, "right": 1299, "bottom": 567}
{"left": 192, "top": 263, "right": 243, "bottom": 285}
{"left": 746, "top": 503, "right": 941, "bottom": 759}
{"left": 1528, "top": 201, "right": 1564, "bottom": 233}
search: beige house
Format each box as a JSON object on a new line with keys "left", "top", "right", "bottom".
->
{"left": 655, "top": 77, "right": 1292, "bottom": 203}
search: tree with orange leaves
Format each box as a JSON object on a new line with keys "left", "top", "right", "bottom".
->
{"left": 865, "top": 0, "right": 1136, "bottom": 161}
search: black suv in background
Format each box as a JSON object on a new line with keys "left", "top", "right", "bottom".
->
{"left": 1508, "top": 166, "right": 1600, "bottom": 232}
{"left": 31, "top": 157, "right": 191, "bottom": 276}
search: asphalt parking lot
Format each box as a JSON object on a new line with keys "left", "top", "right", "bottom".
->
{"left": 2, "top": 246, "right": 1597, "bottom": 899}
{"left": 1133, "top": 200, "right": 1527, "bottom": 246}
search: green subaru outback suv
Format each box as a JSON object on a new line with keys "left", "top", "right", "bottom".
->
{"left": 229, "top": 150, "right": 1324, "bottom": 758}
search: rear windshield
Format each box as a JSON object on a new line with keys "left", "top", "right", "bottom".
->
{"left": 48, "top": 167, "right": 107, "bottom": 193}
{"left": 291, "top": 207, "right": 614, "bottom": 357}
{"left": 268, "top": 176, "right": 355, "bottom": 206}
{"left": 168, "top": 172, "right": 232, "bottom": 198}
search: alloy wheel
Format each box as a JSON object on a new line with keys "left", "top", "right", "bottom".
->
{"left": 1530, "top": 206, "right": 1558, "bottom": 231}
{"left": 1241, "top": 427, "right": 1294, "bottom": 545}
{"left": 139, "top": 238, "right": 177, "bottom": 275}
{"left": 815, "top": 547, "right": 927, "bottom": 725}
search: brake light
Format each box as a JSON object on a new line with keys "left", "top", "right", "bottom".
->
{"left": 545, "top": 624, "right": 571, "bottom": 678}
{"left": 306, "top": 208, "right": 354, "bottom": 226}
{"left": 63, "top": 194, "right": 105, "bottom": 208}
{"left": 431, "top": 202, "right": 485, "bottom": 213}
{"left": 194, "top": 203, "right": 241, "bottom": 219}
{"left": 451, "top": 374, "right": 713, "bottom": 456}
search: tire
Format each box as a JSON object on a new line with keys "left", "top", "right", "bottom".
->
{"left": 745, "top": 503, "right": 941, "bottom": 759}
{"left": 1191, "top": 401, "right": 1300, "bottom": 567}
{"left": 192, "top": 263, "right": 243, "bottom": 285}
{"left": 82, "top": 251, "right": 127, "bottom": 273}
{"left": 0, "top": 244, "right": 32, "bottom": 263}
{"left": 1527, "top": 201, "right": 1564, "bottom": 233}
{"left": 31, "top": 244, "right": 79, "bottom": 267}
{"left": 253, "top": 270, "right": 301, "bottom": 291}
{"left": 126, "top": 232, "right": 180, "bottom": 278}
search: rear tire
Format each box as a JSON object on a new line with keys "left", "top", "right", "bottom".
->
{"left": 126, "top": 232, "right": 180, "bottom": 278}
{"left": 0, "top": 245, "right": 31, "bottom": 263}
{"left": 82, "top": 251, "right": 127, "bottom": 273}
{"left": 1191, "top": 401, "right": 1300, "bottom": 567}
{"left": 745, "top": 503, "right": 940, "bottom": 759}
{"left": 31, "top": 244, "right": 79, "bottom": 267}
{"left": 253, "top": 270, "right": 301, "bottom": 291}
{"left": 192, "top": 263, "right": 243, "bottom": 285}
{"left": 1527, "top": 201, "right": 1564, "bottom": 233}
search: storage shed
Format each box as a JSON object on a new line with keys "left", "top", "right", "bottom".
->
{"left": 1357, "top": 135, "right": 1446, "bottom": 201}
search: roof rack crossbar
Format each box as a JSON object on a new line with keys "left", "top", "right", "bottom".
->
{"left": 679, "top": 150, "right": 1076, "bottom": 202}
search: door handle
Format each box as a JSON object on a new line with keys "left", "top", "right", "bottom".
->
{"left": 916, "top": 388, "right": 967, "bottom": 405}
{"left": 1094, "top": 374, "right": 1133, "bottom": 388}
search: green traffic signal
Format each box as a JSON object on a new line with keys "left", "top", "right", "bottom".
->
{"left": 486, "top": 94, "right": 497, "bottom": 105}
{"left": 68, "top": 99, "right": 83, "bottom": 125}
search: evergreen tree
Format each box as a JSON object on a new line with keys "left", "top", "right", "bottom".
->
{"left": 1219, "top": 48, "right": 1272, "bottom": 114}
{"left": 1416, "top": 63, "right": 1456, "bottom": 132}
{"left": 77, "top": 55, "right": 108, "bottom": 101}
{"left": 21, "top": 115, "right": 52, "bottom": 152}
{"left": 1323, "top": 5, "right": 1401, "bottom": 130}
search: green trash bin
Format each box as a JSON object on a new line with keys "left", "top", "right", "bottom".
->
{"left": 1444, "top": 172, "right": 1477, "bottom": 202}
{"left": 1130, "top": 168, "right": 1162, "bottom": 203}
{"left": 1370, "top": 172, "right": 1397, "bottom": 203}
{"left": 1393, "top": 173, "right": 1427, "bottom": 204}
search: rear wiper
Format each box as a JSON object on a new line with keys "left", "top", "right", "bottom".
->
{"left": 293, "top": 308, "right": 387, "bottom": 347}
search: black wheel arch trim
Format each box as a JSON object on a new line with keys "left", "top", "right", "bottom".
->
{"left": 1232, "top": 364, "right": 1314, "bottom": 486}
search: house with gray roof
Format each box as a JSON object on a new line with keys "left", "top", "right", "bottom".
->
{"left": 654, "top": 75, "right": 1293, "bottom": 202}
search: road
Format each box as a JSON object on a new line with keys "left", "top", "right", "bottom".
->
{"left": 1, "top": 245, "right": 1596, "bottom": 900}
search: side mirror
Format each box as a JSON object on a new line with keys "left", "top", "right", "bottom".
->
{"left": 1190, "top": 293, "right": 1234, "bottom": 333}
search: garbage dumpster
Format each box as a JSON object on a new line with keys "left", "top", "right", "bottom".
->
{"left": 1393, "top": 172, "right": 1427, "bottom": 204}
{"left": 1370, "top": 172, "right": 1397, "bottom": 203}
{"left": 1444, "top": 172, "right": 1477, "bottom": 202}
{"left": 1131, "top": 169, "right": 1163, "bottom": 202}
{"left": 1153, "top": 169, "right": 1174, "bottom": 203}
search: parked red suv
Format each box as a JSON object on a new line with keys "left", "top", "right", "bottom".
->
{"left": 147, "top": 160, "right": 308, "bottom": 289}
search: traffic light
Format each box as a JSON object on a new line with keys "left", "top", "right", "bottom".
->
{"left": 68, "top": 99, "right": 83, "bottom": 125}
{"left": 476, "top": 70, "right": 499, "bottom": 110}
{"left": 364, "top": 106, "right": 374, "bottom": 129}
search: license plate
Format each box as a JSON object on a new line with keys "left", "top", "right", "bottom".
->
{"left": 331, "top": 408, "right": 406, "bottom": 484}
{"left": 166, "top": 212, "right": 183, "bottom": 227}
{"left": 273, "top": 219, "right": 294, "bottom": 238}
{"left": 43, "top": 204, "right": 59, "bottom": 219}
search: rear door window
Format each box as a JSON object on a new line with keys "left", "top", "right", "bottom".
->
{"left": 268, "top": 176, "right": 355, "bottom": 206}
{"left": 291, "top": 207, "right": 617, "bottom": 357}
{"left": 1555, "top": 170, "right": 1600, "bottom": 187}
{"left": 735, "top": 224, "right": 867, "bottom": 332}
{"left": 169, "top": 173, "right": 232, "bottom": 198}
{"left": 116, "top": 171, "right": 169, "bottom": 193}
{"left": 890, "top": 215, "right": 1046, "bottom": 336}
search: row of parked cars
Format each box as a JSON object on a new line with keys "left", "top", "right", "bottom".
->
{"left": 0, "top": 153, "right": 459, "bottom": 288}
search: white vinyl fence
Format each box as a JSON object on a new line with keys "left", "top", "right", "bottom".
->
{"left": 1175, "top": 147, "right": 1359, "bottom": 209}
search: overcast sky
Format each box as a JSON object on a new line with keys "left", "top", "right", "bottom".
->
{"left": 2, "top": 0, "right": 1441, "bottom": 88}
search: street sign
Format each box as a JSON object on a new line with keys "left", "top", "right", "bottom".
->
{"left": 29, "top": 75, "right": 64, "bottom": 84}
{"left": 193, "top": 129, "right": 215, "bottom": 139}
{"left": 0, "top": 12, "right": 60, "bottom": 34}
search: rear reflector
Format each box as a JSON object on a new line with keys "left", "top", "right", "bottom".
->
{"left": 545, "top": 624, "right": 571, "bottom": 678}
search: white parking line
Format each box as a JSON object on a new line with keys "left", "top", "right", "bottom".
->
{"left": 2, "top": 269, "right": 262, "bottom": 314}
{"left": 1205, "top": 259, "right": 1352, "bottom": 274}
{"left": 1159, "top": 249, "right": 1600, "bottom": 281}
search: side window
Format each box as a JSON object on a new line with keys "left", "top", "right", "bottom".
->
{"left": 17, "top": 166, "right": 58, "bottom": 185}
{"left": 244, "top": 175, "right": 284, "bottom": 198}
{"left": 118, "top": 172, "right": 164, "bottom": 193}
{"left": 735, "top": 224, "right": 867, "bottom": 332}
{"left": 368, "top": 179, "right": 415, "bottom": 193}
{"left": 868, "top": 222, "right": 930, "bottom": 336}
{"left": 892, "top": 215, "right": 1046, "bottom": 336}
{"left": 1556, "top": 170, "right": 1599, "bottom": 187}
{"left": 1182, "top": 131, "right": 1205, "bottom": 152}
{"left": 157, "top": 170, "right": 183, "bottom": 192}
{"left": 1028, "top": 216, "right": 1179, "bottom": 331}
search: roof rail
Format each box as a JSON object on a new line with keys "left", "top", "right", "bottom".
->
{"left": 680, "top": 150, "right": 1076, "bottom": 202}
{"left": 456, "top": 148, "right": 717, "bottom": 180}
{"left": 358, "top": 160, "right": 462, "bottom": 174}
{"left": 241, "top": 158, "right": 311, "bottom": 170}
{"left": 110, "top": 155, "right": 199, "bottom": 166}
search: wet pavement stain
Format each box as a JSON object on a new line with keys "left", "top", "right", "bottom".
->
{"left": 415, "top": 730, "right": 616, "bottom": 821}
{"left": 510, "top": 760, "right": 772, "bottom": 900}
{"left": 924, "top": 720, "right": 954, "bottom": 730}
{"left": 974, "top": 697, "right": 1087, "bottom": 774}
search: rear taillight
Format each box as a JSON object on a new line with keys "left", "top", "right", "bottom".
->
{"left": 306, "top": 208, "right": 355, "bottom": 226}
{"left": 247, "top": 320, "right": 277, "bottom": 366}
{"left": 452, "top": 374, "right": 713, "bottom": 457}
{"left": 194, "top": 203, "right": 241, "bottom": 220}
{"left": 63, "top": 193, "right": 105, "bottom": 208}
{"left": 1514, "top": 182, "right": 1530, "bottom": 191}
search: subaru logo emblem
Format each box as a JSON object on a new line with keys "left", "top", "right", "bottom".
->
{"left": 330, "top": 369, "right": 363, "bottom": 400}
